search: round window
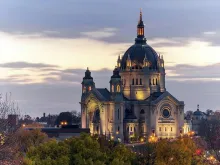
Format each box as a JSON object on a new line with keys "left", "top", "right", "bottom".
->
{"left": 162, "top": 109, "right": 170, "bottom": 118}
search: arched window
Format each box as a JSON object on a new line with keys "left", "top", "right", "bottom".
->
{"left": 118, "top": 109, "right": 120, "bottom": 120}
{"left": 131, "top": 127, "right": 132, "bottom": 132}
{"left": 111, "top": 85, "right": 114, "bottom": 92}
{"left": 140, "top": 79, "right": 142, "bottom": 85}
{"left": 88, "top": 86, "right": 92, "bottom": 91}
{"left": 165, "top": 127, "right": 167, "bottom": 131}
{"left": 116, "top": 85, "right": 120, "bottom": 92}
{"left": 156, "top": 79, "right": 158, "bottom": 85}
{"left": 153, "top": 79, "right": 155, "bottom": 85}
{"left": 149, "top": 79, "right": 151, "bottom": 85}
{"left": 132, "top": 79, "right": 134, "bottom": 85}
{"left": 136, "top": 78, "right": 138, "bottom": 85}
{"left": 140, "top": 109, "right": 145, "bottom": 114}
{"left": 171, "top": 127, "right": 172, "bottom": 132}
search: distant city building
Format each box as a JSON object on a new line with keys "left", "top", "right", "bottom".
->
{"left": 80, "top": 11, "right": 188, "bottom": 142}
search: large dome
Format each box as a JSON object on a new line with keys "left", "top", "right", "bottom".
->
{"left": 121, "top": 43, "right": 159, "bottom": 69}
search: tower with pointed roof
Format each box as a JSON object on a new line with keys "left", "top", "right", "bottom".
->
{"left": 80, "top": 10, "right": 188, "bottom": 142}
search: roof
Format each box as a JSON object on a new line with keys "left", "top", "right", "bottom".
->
{"left": 146, "top": 92, "right": 164, "bottom": 101}
{"left": 121, "top": 44, "right": 159, "bottom": 69}
{"left": 193, "top": 110, "right": 204, "bottom": 116}
{"left": 95, "top": 88, "right": 111, "bottom": 101}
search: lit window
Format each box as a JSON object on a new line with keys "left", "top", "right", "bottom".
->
{"left": 116, "top": 85, "right": 120, "bottom": 92}
{"left": 88, "top": 86, "right": 92, "bottom": 91}
{"left": 112, "top": 85, "right": 114, "bottom": 92}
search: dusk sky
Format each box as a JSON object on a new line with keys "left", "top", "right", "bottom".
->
{"left": 1, "top": 0, "right": 220, "bottom": 117}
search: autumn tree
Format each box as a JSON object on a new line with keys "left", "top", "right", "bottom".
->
{"left": 0, "top": 93, "right": 21, "bottom": 163}
{"left": 198, "top": 118, "right": 220, "bottom": 161}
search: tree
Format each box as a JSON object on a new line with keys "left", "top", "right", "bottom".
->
{"left": 15, "top": 128, "right": 49, "bottom": 153}
{"left": 24, "top": 139, "right": 70, "bottom": 165}
{"left": 0, "top": 93, "right": 21, "bottom": 163}
{"left": 198, "top": 119, "right": 220, "bottom": 161}
{"left": 25, "top": 133, "right": 135, "bottom": 165}
{"left": 154, "top": 137, "right": 208, "bottom": 165}
{"left": 71, "top": 110, "right": 81, "bottom": 124}
{"left": 55, "top": 112, "right": 73, "bottom": 125}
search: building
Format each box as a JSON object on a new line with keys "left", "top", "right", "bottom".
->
{"left": 26, "top": 125, "right": 90, "bottom": 141}
{"left": 80, "top": 11, "right": 186, "bottom": 142}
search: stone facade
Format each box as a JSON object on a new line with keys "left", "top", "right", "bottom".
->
{"left": 80, "top": 11, "right": 186, "bottom": 142}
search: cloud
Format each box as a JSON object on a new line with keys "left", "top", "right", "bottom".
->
{"left": 0, "top": 62, "right": 58, "bottom": 69}
{"left": 203, "top": 31, "right": 216, "bottom": 36}
{"left": 166, "top": 63, "right": 220, "bottom": 80}
{"left": 80, "top": 28, "right": 117, "bottom": 39}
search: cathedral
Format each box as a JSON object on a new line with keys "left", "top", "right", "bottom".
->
{"left": 80, "top": 11, "right": 186, "bottom": 142}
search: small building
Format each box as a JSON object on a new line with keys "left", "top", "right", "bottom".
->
{"left": 25, "top": 125, "right": 90, "bottom": 140}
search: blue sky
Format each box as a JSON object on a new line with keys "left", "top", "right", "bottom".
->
{"left": 1, "top": 0, "right": 220, "bottom": 117}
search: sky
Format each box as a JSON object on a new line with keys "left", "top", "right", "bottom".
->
{"left": 1, "top": 0, "right": 220, "bottom": 117}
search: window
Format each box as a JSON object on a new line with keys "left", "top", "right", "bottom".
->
{"left": 124, "top": 79, "right": 126, "bottom": 85}
{"left": 136, "top": 79, "right": 138, "bottom": 85}
{"left": 132, "top": 79, "right": 134, "bottom": 85}
{"left": 159, "top": 127, "right": 161, "bottom": 132}
{"left": 96, "top": 126, "right": 99, "bottom": 133}
{"left": 131, "top": 127, "right": 132, "bottom": 131}
{"left": 156, "top": 79, "right": 158, "bottom": 85}
{"left": 153, "top": 79, "right": 155, "bottom": 85}
{"left": 118, "top": 109, "right": 120, "bottom": 120}
{"left": 171, "top": 127, "right": 172, "bottom": 132}
{"left": 140, "top": 79, "right": 142, "bottom": 85}
{"left": 118, "top": 126, "right": 120, "bottom": 132}
{"left": 165, "top": 127, "right": 167, "bottom": 131}
{"left": 88, "top": 86, "right": 92, "bottom": 91}
{"left": 116, "top": 85, "right": 120, "bottom": 92}
{"left": 149, "top": 79, "right": 151, "bottom": 85}
{"left": 140, "top": 109, "right": 145, "bottom": 114}
{"left": 111, "top": 85, "right": 114, "bottom": 92}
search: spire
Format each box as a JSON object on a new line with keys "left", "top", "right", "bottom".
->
{"left": 128, "top": 53, "right": 131, "bottom": 60}
{"left": 126, "top": 54, "right": 131, "bottom": 67}
{"left": 83, "top": 67, "right": 93, "bottom": 79}
{"left": 139, "top": 8, "right": 142, "bottom": 22}
{"left": 117, "top": 55, "right": 121, "bottom": 67}
{"left": 144, "top": 53, "right": 147, "bottom": 60}
{"left": 143, "top": 53, "right": 149, "bottom": 67}
{"left": 135, "top": 9, "right": 146, "bottom": 44}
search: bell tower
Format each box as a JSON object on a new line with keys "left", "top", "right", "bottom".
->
{"left": 81, "top": 67, "right": 95, "bottom": 93}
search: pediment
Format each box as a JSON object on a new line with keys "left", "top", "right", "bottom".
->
{"left": 152, "top": 91, "right": 184, "bottom": 106}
